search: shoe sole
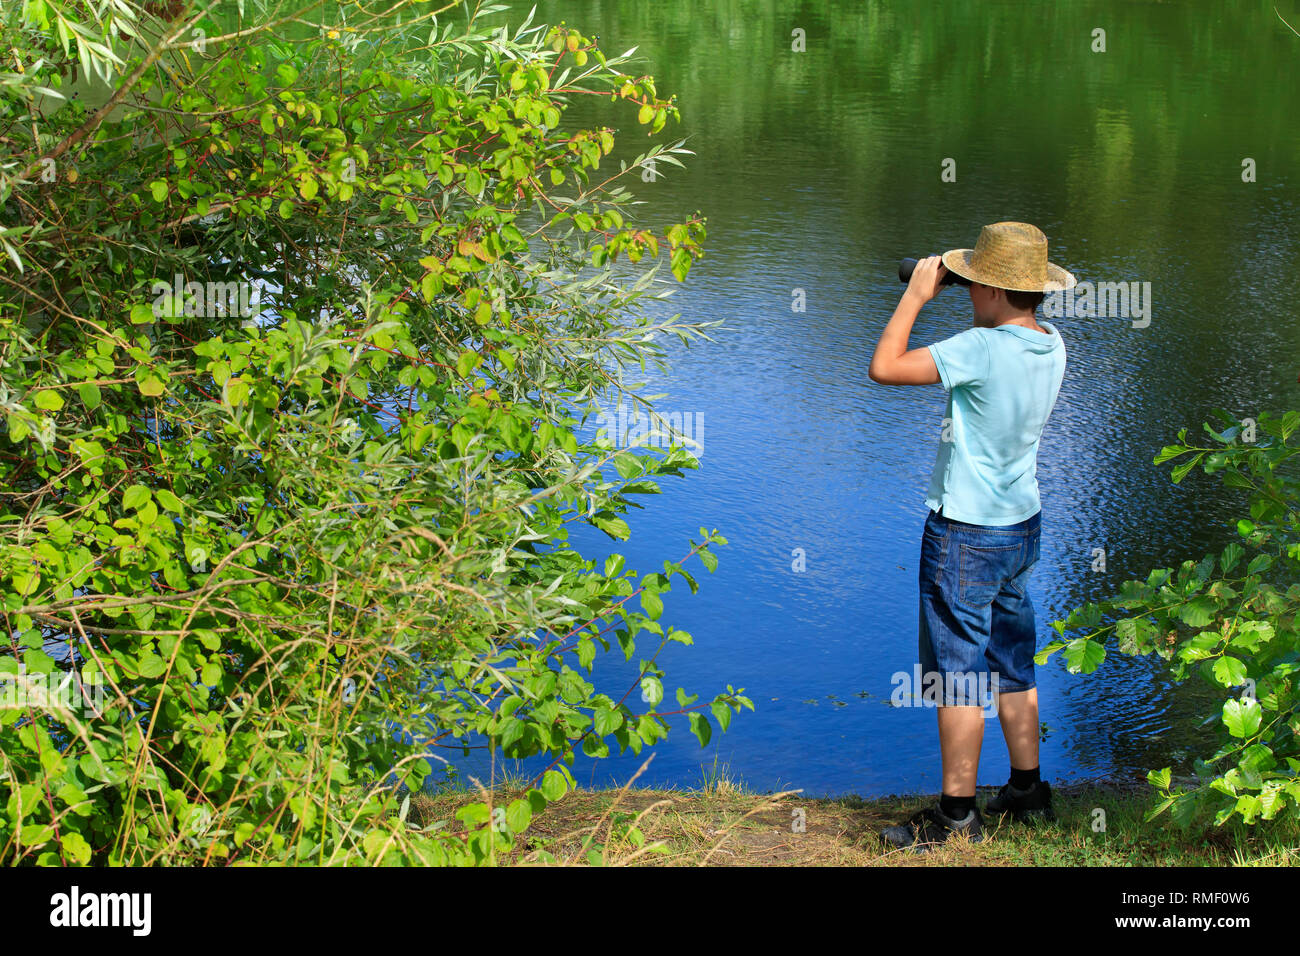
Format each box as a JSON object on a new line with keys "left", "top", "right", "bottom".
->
{"left": 880, "top": 836, "right": 985, "bottom": 853}
{"left": 878, "top": 829, "right": 986, "bottom": 851}
{"left": 987, "top": 805, "right": 1055, "bottom": 823}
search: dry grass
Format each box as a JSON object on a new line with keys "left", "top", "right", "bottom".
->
{"left": 406, "top": 766, "right": 1300, "bottom": 867}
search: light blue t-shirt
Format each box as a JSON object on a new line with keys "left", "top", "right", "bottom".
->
{"left": 924, "top": 321, "right": 1066, "bottom": 525}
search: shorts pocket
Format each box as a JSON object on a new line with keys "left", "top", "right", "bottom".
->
{"left": 958, "top": 541, "right": 1022, "bottom": 609}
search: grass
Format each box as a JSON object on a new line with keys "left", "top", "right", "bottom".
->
{"left": 406, "top": 761, "right": 1300, "bottom": 866}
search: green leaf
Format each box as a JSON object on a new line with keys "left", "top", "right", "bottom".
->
{"left": 33, "top": 390, "right": 64, "bottom": 411}
{"left": 137, "top": 653, "right": 166, "bottom": 678}
{"left": 21, "top": 823, "right": 54, "bottom": 847}
{"left": 1229, "top": 621, "right": 1274, "bottom": 650}
{"left": 1222, "top": 698, "right": 1261, "bottom": 739}
{"left": 593, "top": 515, "right": 630, "bottom": 540}
{"left": 1062, "top": 637, "right": 1106, "bottom": 674}
{"left": 155, "top": 488, "right": 184, "bottom": 512}
{"left": 77, "top": 382, "right": 101, "bottom": 409}
{"left": 593, "top": 707, "right": 623, "bottom": 735}
{"left": 1114, "top": 616, "right": 1156, "bottom": 654}
{"left": 456, "top": 350, "right": 481, "bottom": 378}
{"left": 710, "top": 700, "right": 732, "bottom": 732}
{"left": 540, "top": 769, "right": 567, "bottom": 801}
{"left": 1170, "top": 453, "right": 1205, "bottom": 484}
{"left": 420, "top": 271, "right": 442, "bottom": 300}
{"left": 639, "top": 676, "right": 662, "bottom": 706}
{"left": 688, "top": 711, "right": 711, "bottom": 747}
{"left": 576, "top": 637, "right": 595, "bottom": 670}
{"left": 499, "top": 718, "right": 526, "bottom": 752}
{"left": 1178, "top": 598, "right": 1217, "bottom": 628}
{"left": 671, "top": 247, "right": 691, "bottom": 281}
{"left": 149, "top": 180, "right": 168, "bottom": 203}
{"left": 1212, "top": 655, "right": 1247, "bottom": 688}
{"left": 53, "top": 780, "right": 87, "bottom": 813}
{"left": 1170, "top": 793, "right": 1200, "bottom": 829}
{"left": 123, "top": 484, "right": 151, "bottom": 510}
{"left": 224, "top": 376, "right": 249, "bottom": 406}
{"left": 612, "top": 451, "right": 642, "bottom": 479}
{"left": 455, "top": 802, "right": 490, "bottom": 828}
{"left": 505, "top": 799, "right": 532, "bottom": 834}
{"left": 136, "top": 370, "right": 165, "bottom": 397}
{"left": 640, "top": 590, "right": 662, "bottom": 620}
{"left": 1246, "top": 554, "right": 1273, "bottom": 575}
{"left": 1219, "top": 542, "right": 1244, "bottom": 573}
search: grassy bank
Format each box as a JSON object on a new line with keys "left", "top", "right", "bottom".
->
{"left": 407, "top": 768, "right": 1300, "bottom": 866}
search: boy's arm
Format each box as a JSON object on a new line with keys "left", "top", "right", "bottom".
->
{"left": 868, "top": 254, "right": 945, "bottom": 386}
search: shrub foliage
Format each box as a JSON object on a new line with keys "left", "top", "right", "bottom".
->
{"left": 1043, "top": 410, "right": 1300, "bottom": 829}
{"left": 0, "top": 0, "right": 745, "bottom": 864}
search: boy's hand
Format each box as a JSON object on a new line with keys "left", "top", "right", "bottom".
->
{"left": 905, "top": 255, "right": 949, "bottom": 304}
{"left": 869, "top": 255, "right": 944, "bottom": 386}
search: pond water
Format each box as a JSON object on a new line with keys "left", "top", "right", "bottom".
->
{"left": 443, "top": 0, "right": 1300, "bottom": 797}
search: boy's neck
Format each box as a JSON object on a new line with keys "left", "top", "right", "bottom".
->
{"left": 978, "top": 311, "right": 1050, "bottom": 334}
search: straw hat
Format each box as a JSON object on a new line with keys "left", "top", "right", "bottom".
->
{"left": 941, "top": 221, "right": 1076, "bottom": 292}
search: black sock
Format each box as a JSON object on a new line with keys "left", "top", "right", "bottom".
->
{"left": 1010, "top": 765, "right": 1041, "bottom": 790}
{"left": 940, "top": 792, "right": 976, "bottom": 820}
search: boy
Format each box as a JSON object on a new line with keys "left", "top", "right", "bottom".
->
{"left": 868, "top": 222, "right": 1074, "bottom": 852}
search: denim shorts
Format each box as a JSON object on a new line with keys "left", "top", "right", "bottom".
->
{"left": 917, "top": 507, "right": 1041, "bottom": 706}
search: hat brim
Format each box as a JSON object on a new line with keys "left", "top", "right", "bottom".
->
{"left": 941, "top": 249, "right": 1077, "bottom": 292}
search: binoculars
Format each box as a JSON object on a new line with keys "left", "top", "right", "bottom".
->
{"left": 898, "top": 257, "right": 971, "bottom": 287}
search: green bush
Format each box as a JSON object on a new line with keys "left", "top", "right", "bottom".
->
{"left": 1042, "top": 410, "right": 1300, "bottom": 829}
{"left": 0, "top": 0, "right": 746, "bottom": 865}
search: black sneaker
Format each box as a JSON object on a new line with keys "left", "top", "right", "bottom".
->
{"left": 879, "top": 804, "right": 985, "bottom": 852}
{"left": 984, "top": 780, "right": 1055, "bottom": 822}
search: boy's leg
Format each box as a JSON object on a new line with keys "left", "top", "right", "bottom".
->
{"left": 938, "top": 705, "right": 984, "bottom": 795}
{"left": 988, "top": 680, "right": 1053, "bottom": 820}
{"left": 985, "top": 518, "right": 1041, "bottom": 771}
{"left": 987, "top": 574, "right": 1040, "bottom": 773}
{"left": 883, "top": 512, "right": 1009, "bottom": 849}
{"left": 994, "top": 687, "right": 1039, "bottom": 770}
{"left": 983, "top": 518, "right": 1055, "bottom": 819}
{"left": 919, "top": 514, "right": 1003, "bottom": 799}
